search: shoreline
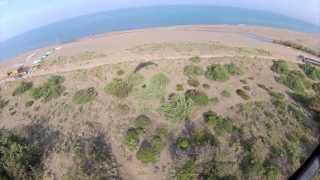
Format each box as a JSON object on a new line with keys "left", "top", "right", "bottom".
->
{"left": 1, "top": 24, "right": 319, "bottom": 83}
{"left": 2, "top": 24, "right": 320, "bottom": 64}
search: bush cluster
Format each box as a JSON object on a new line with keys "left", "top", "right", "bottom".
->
{"left": 125, "top": 115, "right": 151, "bottom": 150}
{"left": 133, "top": 73, "right": 169, "bottom": 99}
{"left": 160, "top": 95, "right": 194, "bottom": 121}
{"left": 185, "top": 89, "right": 209, "bottom": 106}
{"left": 184, "top": 65, "right": 204, "bottom": 78}
{"left": 72, "top": 87, "right": 97, "bottom": 104}
{"left": 0, "top": 97, "right": 9, "bottom": 110}
{"left": 203, "top": 111, "right": 236, "bottom": 135}
{"left": 278, "top": 70, "right": 311, "bottom": 93}
{"left": 13, "top": 81, "right": 33, "bottom": 96}
{"left": 273, "top": 40, "right": 320, "bottom": 58}
{"left": 189, "top": 56, "right": 201, "bottom": 63}
{"left": 29, "top": 76, "right": 65, "bottom": 102}
{"left": 104, "top": 78, "right": 132, "bottom": 98}
{"left": 236, "top": 89, "right": 250, "bottom": 100}
{"left": 300, "top": 63, "right": 320, "bottom": 80}
{"left": 205, "top": 63, "right": 241, "bottom": 81}
{"left": 271, "top": 60, "right": 289, "bottom": 74}
{"left": 136, "top": 128, "right": 168, "bottom": 163}
{"left": 0, "top": 130, "right": 40, "bottom": 180}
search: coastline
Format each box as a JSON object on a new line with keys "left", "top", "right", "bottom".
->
{"left": 1, "top": 24, "right": 319, "bottom": 82}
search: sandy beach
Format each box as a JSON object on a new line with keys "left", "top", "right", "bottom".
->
{"left": 1, "top": 25, "right": 319, "bottom": 82}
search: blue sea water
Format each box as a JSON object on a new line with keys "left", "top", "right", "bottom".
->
{"left": 1, "top": 5, "right": 319, "bottom": 62}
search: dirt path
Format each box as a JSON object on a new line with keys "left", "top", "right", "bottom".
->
{"left": 0, "top": 54, "right": 277, "bottom": 84}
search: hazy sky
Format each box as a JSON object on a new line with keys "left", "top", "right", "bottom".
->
{"left": 1, "top": 0, "right": 319, "bottom": 41}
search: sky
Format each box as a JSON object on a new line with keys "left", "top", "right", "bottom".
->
{"left": 0, "top": 0, "right": 319, "bottom": 41}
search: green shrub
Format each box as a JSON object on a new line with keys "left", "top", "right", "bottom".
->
{"left": 271, "top": 60, "right": 289, "bottom": 74}
{"left": 243, "top": 86, "right": 250, "bottom": 91}
{"left": 187, "top": 79, "right": 200, "bottom": 87}
{"left": 160, "top": 95, "right": 193, "bottom": 121}
{"left": 202, "top": 83, "right": 210, "bottom": 89}
{"left": 117, "top": 69, "right": 125, "bottom": 76}
{"left": 25, "top": 101, "right": 34, "bottom": 108}
{"left": 133, "top": 73, "right": 169, "bottom": 99}
{"left": 221, "top": 90, "right": 231, "bottom": 97}
{"left": 72, "top": 87, "right": 97, "bottom": 104}
{"left": 185, "top": 89, "right": 209, "bottom": 106}
{"left": 308, "top": 96, "right": 320, "bottom": 113}
{"left": 29, "top": 75, "right": 65, "bottom": 102}
{"left": 300, "top": 63, "right": 320, "bottom": 80}
{"left": 125, "top": 128, "right": 142, "bottom": 151}
{"left": 189, "top": 56, "right": 201, "bottom": 63}
{"left": 278, "top": 70, "right": 310, "bottom": 93}
{"left": 176, "top": 84, "right": 184, "bottom": 91}
{"left": 0, "top": 130, "right": 40, "bottom": 179}
{"left": 104, "top": 78, "right": 132, "bottom": 98}
{"left": 176, "top": 137, "right": 191, "bottom": 150}
{"left": 127, "top": 73, "right": 145, "bottom": 87}
{"left": 236, "top": 89, "right": 250, "bottom": 100}
{"left": 184, "top": 65, "right": 204, "bottom": 77}
{"left": 312, "top": 83, "right": 320, "bottom": 94}
{"left": 136, "top": 128, "right": 168, "bottom": 163}
{"left": 134, "top": 115, "right": 151, "bottom": 130}
{"left": 13, "top": 82, "right": 33, "bottom": 96}
{"left": 203, "top": 111, "right": 235, "bottom": 135}
{"left": 0, "top": 97, "right": 9, "bottom": 109}
{"left": 225, "top": 63, "right": 242, "bottom": 75}
{"left": 68, "top": 134, "right": 120, "bottom": 179}
{"left": 175, "top": 160, "right": 198, "bottom": 180}
{"left": 205, "top": 64, "right": 230, "bottom": 81}
{"left": 269, "top": 91, "right": 285, "bottom": 101}
{"left": 240, "top": 79, "right": 248, "bottom": 84}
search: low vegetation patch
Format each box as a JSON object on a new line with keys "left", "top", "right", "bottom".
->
{"left": 0, "top": 96, "right": 9, "bottom": 110}
{"left": 64, "top": 133, "right": 120, "bottom": 180}
{"left": 185, "top": 89, "right": 209, "bottom": 106}
{"left": 0, "top": 130, "right": 41, "bottom": 180}
{"left": 13, "top": 81, "right": 33, "bottom": 96}
{"left": 205, "top": 64, "right": 230, "bottom": 81}
{"left": 136, "top": 128, "right": 168, "bottom": 163}
{"left": 72, "top": 87, "right": 97, "bottom": 104}
{"left": 125, "top": 115, "right": 152, "bottom": 151}
{"left": 236, "top": 89, "right": 250, "bottom": 100}
{"left": 300, "top": 63, "right": 320, "bottom": 80}
{"left": 125, "top": 128, "right": 143, "bottom": 151}
{"left": 205, "top": 63, "right": 241, "bottom": 81}
{"left": 29, "top": 75, "right": 65, "bottom": 102}
{"left": 25, "top": 100, "right": 34, "bottom": 108}
{"left": 312, "top": 83, "right": 320, "bottom": 94}
{"left": 133, "top": 73, "right": 169, "bottom": 99}
{"left": 176, "top": 84, "right": 184, "bottom": 91}
{"left": 189, "top": 56, "right": 201, "bottom": 63}
{"left": 184, "top": 65, "right": 204, "bottom": 78}
{"left": 278, "top": 70, "right": 311, "bottom": 93}
{"left": 273, "top": 40, "right": 320, "bottom": 58}
{"left": 221, "top": 90, "right": 231, "bottom": 97}
{"left": 203, "top": 111, "right": 236, "bottom": 135}
{"left": 134, "top": 115, "right": 152, "bottom": 130}
{"left": 271, "top": 60, "right": 289, "bottom": 74}
{"left": 160, "top": 95, "right": 193, "bottom": 121}
{"left": 105, "top": 78, "right": 132, "bottom": 98}
{"left": 224, "top": 63, "right": 242, "bottom": 75}
{"left": 187, "top": 79, "right": 200, "bottom": 87}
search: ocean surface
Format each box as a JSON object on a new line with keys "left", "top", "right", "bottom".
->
{"left": 1, "top": 5, "right": 319, "bottom": 62}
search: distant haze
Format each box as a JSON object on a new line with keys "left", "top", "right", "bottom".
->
{"left": 1, "top": 0, "right": 319, "bottom": 41}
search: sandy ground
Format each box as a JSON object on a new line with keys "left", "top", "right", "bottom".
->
{"left": 1, "top": 25, "right": 319, "bottom": 82}
{"left": 0, "top": 25, "right": 319, "bottom": 179}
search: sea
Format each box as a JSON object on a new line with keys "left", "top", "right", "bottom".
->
{"left": 1, "top": 5, "right": 319, "bottom": 62}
